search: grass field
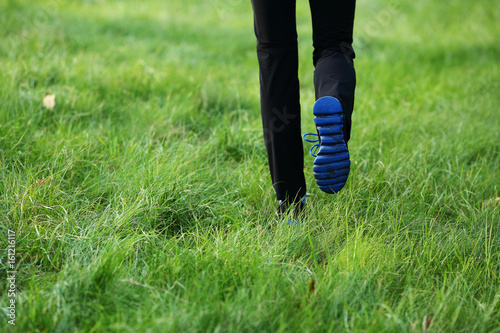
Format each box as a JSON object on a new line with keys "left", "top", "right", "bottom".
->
{"left": 1, "top": 0, "right": 499, "bottom": 331}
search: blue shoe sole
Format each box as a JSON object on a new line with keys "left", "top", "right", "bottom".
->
{"left": 312, "top": 96, "right": 350, "bottom": 194}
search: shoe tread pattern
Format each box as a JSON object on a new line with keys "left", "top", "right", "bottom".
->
{"left": 313, "top": 96, "right": 351, "bottom": 194}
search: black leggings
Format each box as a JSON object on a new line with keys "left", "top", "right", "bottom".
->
{"left": 251, "top": 0, "right": 357, "bottom": 204}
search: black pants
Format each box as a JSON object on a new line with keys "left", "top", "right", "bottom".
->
{"left": 251, "top": 0, "right": 357, "bottom": 204}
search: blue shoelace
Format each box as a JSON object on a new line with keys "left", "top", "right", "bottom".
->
{"left": 303, "top": 133, "right": 320, "bottom": 157}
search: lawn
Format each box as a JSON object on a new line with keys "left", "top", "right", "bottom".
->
{"left": 0, "top": 0, "right": 499, "bottom": 332}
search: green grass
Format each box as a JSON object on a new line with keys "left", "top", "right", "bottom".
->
{"left": 0, "top": 0, "right": 499, "bottom": 331}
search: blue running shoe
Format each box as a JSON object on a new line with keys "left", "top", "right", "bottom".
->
{"left": 276, "top": 194, "right": 309, "bottom": 225}
{"left": 303, "top": 96, "right": 350, "bottom": 194}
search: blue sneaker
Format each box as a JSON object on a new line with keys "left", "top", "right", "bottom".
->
{"left": 303, "top": 96, "right": 350, "bottom": 194}
{"left": 276, "top": 194, "right": 309, "bottom": 225}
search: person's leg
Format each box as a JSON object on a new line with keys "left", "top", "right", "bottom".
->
{"left": 309, "top": 0, "right": 356, "bottom": 142}
{"left": 251, "top": 0, "right": 306, "bottom": 207}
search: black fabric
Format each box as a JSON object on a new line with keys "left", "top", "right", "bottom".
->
{"left": 251, "top": 0, "right": 356, "bottom": 203}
